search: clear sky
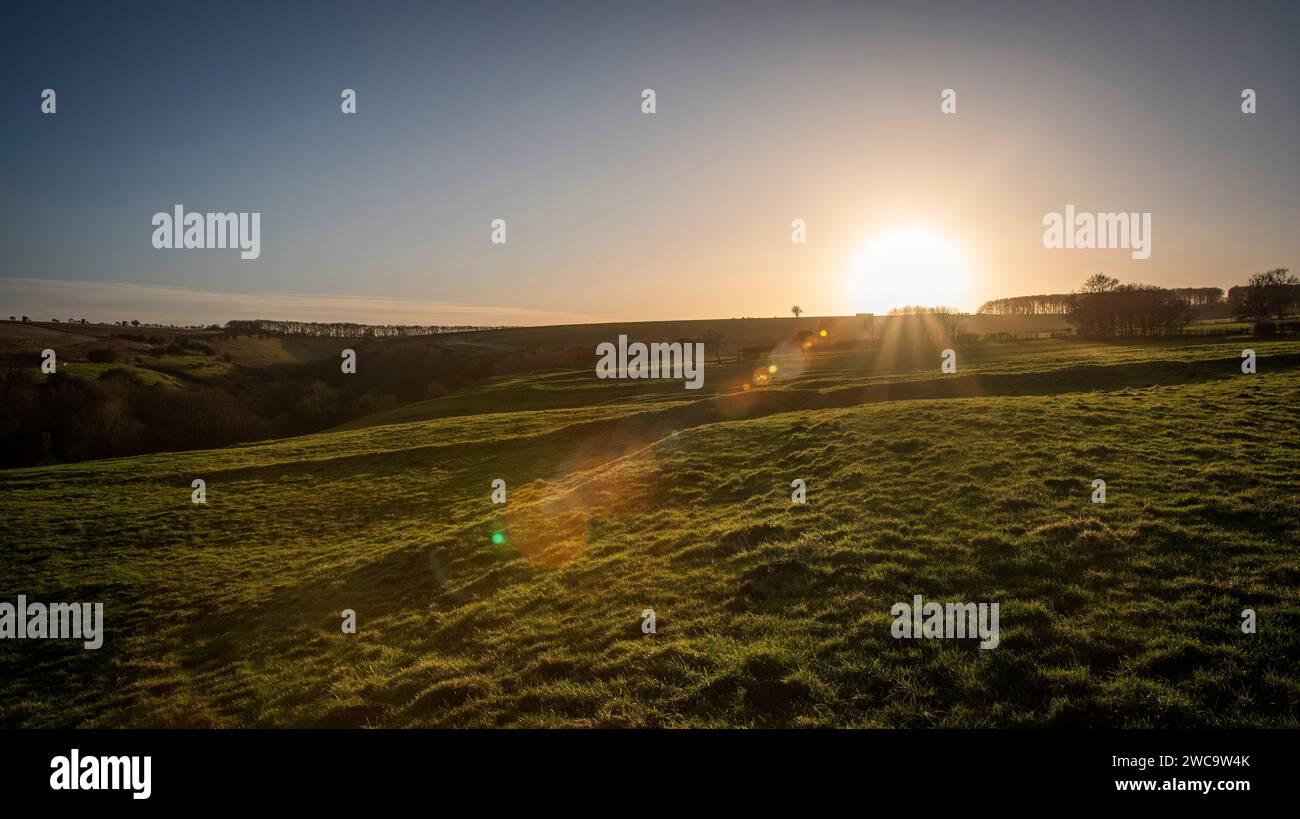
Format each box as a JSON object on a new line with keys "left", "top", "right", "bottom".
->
{"left": 2, "top": 0, "right": 1298, "bottom": 325}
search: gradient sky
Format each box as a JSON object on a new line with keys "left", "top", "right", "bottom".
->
{"left": 2, "top": 0, "right": 1298, "bottom": 325}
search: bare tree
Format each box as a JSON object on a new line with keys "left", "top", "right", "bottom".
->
{"left": 791, "top": 305, "right": 803, "bottom": 320}
{"left": 702, "top": 329, "right": 724, "bottom": 364}
{"left": 935, "top": 307, "right": 962, "bottom": 341}
{"left": 1240, "top": 268, "right": 1299, "bottom": 319}
{"left": 1080, "top": 273, "right": 1120, "bottom": 294}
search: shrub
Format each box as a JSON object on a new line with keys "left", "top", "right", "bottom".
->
{"left": 87, "top": 348, "right": 119, "bottom": 363}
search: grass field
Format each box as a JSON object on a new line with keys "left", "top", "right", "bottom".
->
{"left": 2, "top": 333, "right": 1298, "bottom": 727}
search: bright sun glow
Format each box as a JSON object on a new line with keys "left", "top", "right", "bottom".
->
{"left": 848, "top": 227, "right": 972, "bottom": 314}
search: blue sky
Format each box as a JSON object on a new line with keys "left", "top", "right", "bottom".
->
{"left": 2, "top": 0, "right": 1298, "bottom": 324}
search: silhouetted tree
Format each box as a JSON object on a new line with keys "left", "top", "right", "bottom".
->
{"left": 1080, "top": 273, "right": 1120, "bottom": 294}
{"left": 1066, "top": 278, "right": 1194, "bottom": 337}
{"left": 976, "top": 294, "right": 1073, "bottom": 315}
{"left": 1238, "top": 268, "right": 1299, "bottom": 319}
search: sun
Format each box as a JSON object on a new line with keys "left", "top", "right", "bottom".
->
{"left": 848, "top": 227, "right": 972, "bottom": 314}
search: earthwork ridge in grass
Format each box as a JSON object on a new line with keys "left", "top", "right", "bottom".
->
{"left": 441, "top": 351, "right": 1300, "bottom": 477}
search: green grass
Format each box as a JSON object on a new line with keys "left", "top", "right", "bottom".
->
{"left": 209, "top": 335, "right": 347, "bottom": 367}
{"left": 57, "top": 361, "right": 186, "bottom": 388}
{"left": 2, "top": 335, "right": 1298, "bottom": 727}
{"left": 137, "top": 353, "right": 236, "bottom": 383}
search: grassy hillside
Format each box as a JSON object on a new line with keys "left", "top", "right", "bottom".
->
{"left": 2, "top": 334, "right": 1298, "bottom": 727}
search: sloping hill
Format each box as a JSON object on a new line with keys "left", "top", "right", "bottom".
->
{"left": 1, "top": 336, "right": 1298, "bottom": 727}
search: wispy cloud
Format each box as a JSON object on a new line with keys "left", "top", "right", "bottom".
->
{"left": 0, "top": 278, "right": 604, "bottom": 327}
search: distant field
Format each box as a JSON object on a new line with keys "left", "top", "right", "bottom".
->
{"left": 209, "top": 335, "right": 347, "bottom": 367}
{"left": 450, "top": 312, "right": 1073, "bottom": 350}
{"left": 345, "top": 334, "right": 1300, "bottom": 428}
{"left": 1, "top": 333, "right": 1298, "bottom": 727}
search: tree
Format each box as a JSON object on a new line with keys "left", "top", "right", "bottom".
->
{"left": 976, "top": 294, "right": 1072, "bottom": 315}
{"left": 791, "top": 306, "right": 803, "bottom": 320}
{"left": 1080, "top": 273, "right": 1120, "bottom": 294}
{"left": 1241, "top": 268, "right": 1299, "bottom": 319}
{"left": 935, "top": 307, "right": 962, "bottom": 341}
{"left": 702, "top": 329, "right": 724, "bottom": 364}
{"left": 1066, "top": 276, "right": 1194, "bottom": 337}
